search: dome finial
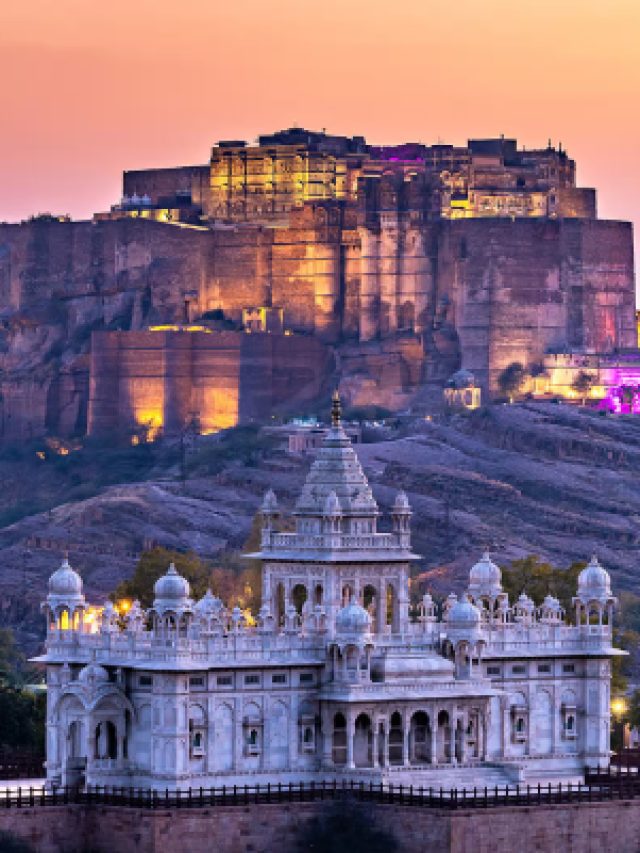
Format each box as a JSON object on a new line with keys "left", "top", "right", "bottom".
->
{"left": 331, "top": 389, "right": 342, "bottom": 427}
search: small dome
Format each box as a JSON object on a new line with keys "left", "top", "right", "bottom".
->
{"left": 78, "top": 663, "right": 109, "bottom": 685}
{"left": 448, "top": 595, "right": 481, "bottom": 625}
{"left": 577, "top": 556, "right": 612, "bottom": 599}
{"left": 393, "top": 491, "right": 411, "bottom": 513}
{"left": 261, "top": 489, "right": 278, "bottom": 513}
{"left": 48, "top": 558, "right": 83, "bottom": 597}
{"left": 154, "top": 563, "right": 191, "bottom": 601}
{"left": 324, "top": 490, "right": 342, "bottom": 517}
{"left": 447, "top": 368, "right": 475, "bottom": 390}
{"left": 468, "top": 552, "right": 502, "bottom": 596}
{"left": 516, "top": 592, "right": 535, "bottom": 611}
{"left": 336, "top": 599, "right": 371, "bottom": 634}
{"left": 542, "top": 594, "right": 561, "bottom": 611}
{"left": 194, "top": 590, "right": 223, "bottom": 617}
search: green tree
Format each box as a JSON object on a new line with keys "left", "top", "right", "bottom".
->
{"left": 112, "top": 515, "right": 266, "bottom": 613}
{"left": 626, "top": 689, "right": 640, "bottom": 732}
{"left": 571, "top": 370, "right": 595, "bottom": 405}
{"left": 497, "top": 362, "right": 526, "bottom": 403}
{"left": 112, "top": 547, "right": 211, "bottom": 608}
{"left": 0, "top": 628, "right": 25, "bottom": 687}
{"left": 500, "top": 555, "right": 585, "bottom": 617}
{"left": 0, "top": 689, "right": 46, "bottom": 751}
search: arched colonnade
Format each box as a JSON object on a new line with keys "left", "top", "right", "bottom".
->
{"left": 326, "top": 705, "right": 488, "bottom": 770}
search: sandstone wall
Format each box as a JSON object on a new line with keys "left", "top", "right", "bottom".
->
{"left": 123, "top": 166, "right": 210, "bottom": 207}
{"left": 2, "top": 798, "right": 640, "bottom": 853}
{"left": 441, "top": 218, "right": 636, "bottom": 391}
{"left": 0, "top": 217, "right": 211, "bottom": 319}
{"left": 88, "top": 329, "right": 332, "bottom": 436}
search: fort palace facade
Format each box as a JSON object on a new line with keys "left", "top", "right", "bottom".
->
{"left": 37, "top": 399, "right": 620, "bottom": 790}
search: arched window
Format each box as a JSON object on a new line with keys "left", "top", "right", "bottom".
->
{"left": 332, "top": 712, "right": 347, "bottom": 765}
{"left": 292, "top": 584, "right": 308, "bottom": 614}
{"left": 389, "top": 712, "right": 403, "bottom": 765}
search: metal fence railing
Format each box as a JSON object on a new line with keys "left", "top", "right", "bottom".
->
{"left": 3, "top": 772, "right": 640, "bottom": 811}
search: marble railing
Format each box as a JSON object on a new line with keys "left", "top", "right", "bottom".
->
{"left": 477, "top": 623, "right": 613, "bottom": 654}
{"left": 261, "top": 531, "right": 408, "bottom": 552}
{"left": 320, "top": 679, "right": 490, "bottom": 696}
{"left": 43, "top": 620, "right": 614, "bottom": 667}
{"left": 45, "top": 630, "right": 328, "bottom": 666}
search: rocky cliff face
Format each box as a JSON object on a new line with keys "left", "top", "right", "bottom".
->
{"left": 2, "top": 402, "right": 640, "bottom": 653}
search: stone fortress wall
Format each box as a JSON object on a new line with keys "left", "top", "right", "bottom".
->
{"left": 0, "top": 128, "right": 634, "bottom": 440}
{"left": 2, "top": 799, "right": 640, "bottom": 853}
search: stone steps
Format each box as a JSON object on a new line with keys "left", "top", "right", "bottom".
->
{"left": 381, "top": 764, "right": 516, "bottom": 790}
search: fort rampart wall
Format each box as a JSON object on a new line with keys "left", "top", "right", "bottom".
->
{"left": 0, "top": 212, "right": 634, "bottom": 439}
{"left": 1, "top": 799, "right": 640, "bottom": 853}
{"left": 88, "top": 329, "right": 333, "bottom": 436}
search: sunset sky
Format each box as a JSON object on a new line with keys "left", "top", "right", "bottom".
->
{"left": 1, "top": 0, "right": 638, "bottom": 273}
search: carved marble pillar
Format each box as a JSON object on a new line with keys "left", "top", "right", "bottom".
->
{"left": 116, "top": 719, "right": 126, "bottom": 763}
{"left": 288, "top": 698, "right": 298, "bottom": 770}
{"left": 552, "top": 686, "right": 560, "bottom": 755}
{"left": 501, "top": 698, "right": 510, "bottom": 759}
{"left": 324, "top": 716, "right": 333, "bottom": 767}
{"left": 459, "top": 712, "right": 468, "bottom": 765}
{"left": 372, "top": 719, "right": 379, "bottom": 768}
{"left": 430, "top": 710, "right": 438, "bottom": 765}
{"left": 402, "top": 714, "right": 410, "bottom": 766}
{"left": 347, "top": 713, "right": 355, "bottom": 769}
{"left": 377, "top": 582, "right": 386, "bottom": 635}
{"left": 477, "top": 712, "right": 485, "bottom": 761}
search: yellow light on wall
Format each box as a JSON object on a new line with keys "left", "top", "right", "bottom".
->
{"left": 83, "top": 606, "right": 104, "bottom": 634}
{"left": 611, "top": 697, "right": 627, "bottom": 717}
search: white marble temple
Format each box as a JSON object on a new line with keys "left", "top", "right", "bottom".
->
{"left": 35, "top": 398, "right": 621, "bottom": 790}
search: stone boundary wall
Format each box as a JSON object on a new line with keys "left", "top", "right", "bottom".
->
{"left": 1, "top": 798, "right": 640, "bottom": 853}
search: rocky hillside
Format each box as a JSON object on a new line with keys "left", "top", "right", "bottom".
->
{"left": 2, "top": 401, "right": 640, "bottom": 652}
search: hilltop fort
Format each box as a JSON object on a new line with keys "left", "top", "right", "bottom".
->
{"left": 0, "top": 128, "right": 634, "bottom": 440}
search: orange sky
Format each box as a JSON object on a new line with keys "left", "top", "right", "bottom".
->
{"left": 1, "top": 0, "right": 638, "bottom": 276}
